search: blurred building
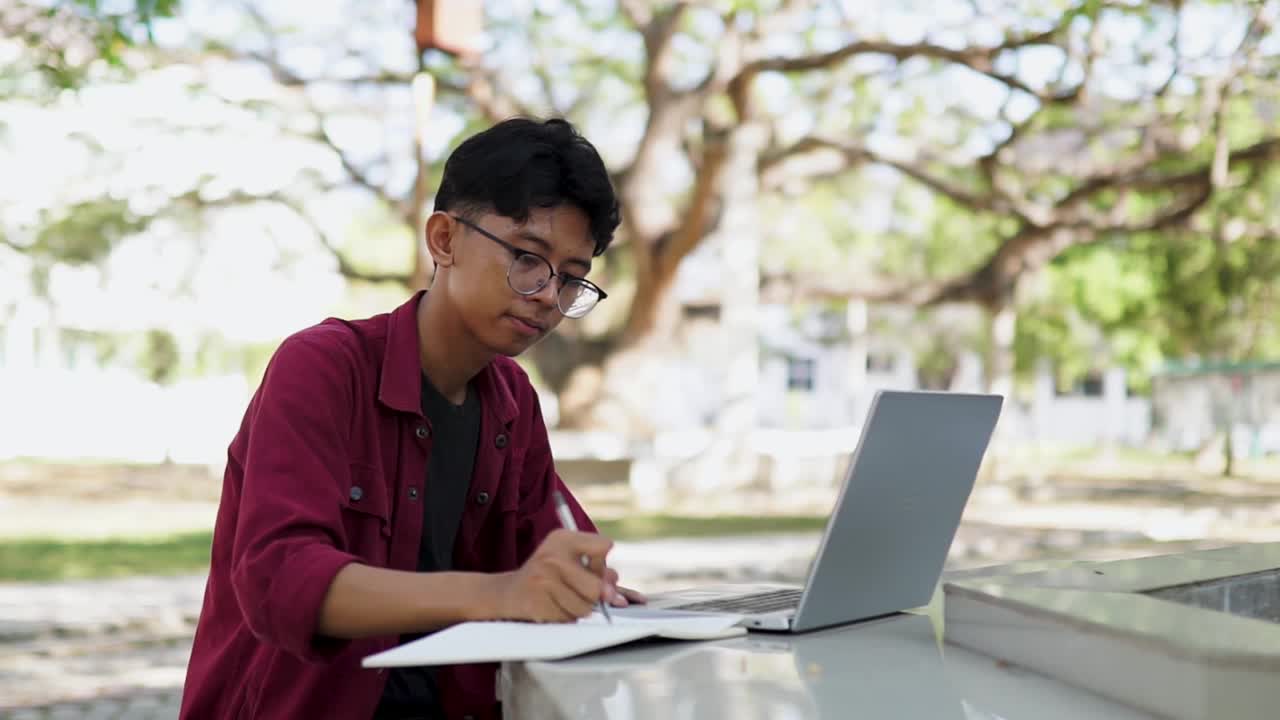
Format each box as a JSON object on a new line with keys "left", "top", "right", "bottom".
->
{"left": 0, "top": 242, "right": 341, "bottom": 465}
{"left": 3, "top": 249, "right": 1157, "bottom": 477}
{"left": 1151, "top": 361, "right": 1280, "bottom": 457}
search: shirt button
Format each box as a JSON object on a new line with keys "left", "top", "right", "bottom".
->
{"left": 408, "top": 487, "right": 419, "bottom": 500}
{"left": 475, "top": 491, "right": 490, "bottom": 506}
{"left": 494, "top": 433, "right": 508, "bottom": 449}
{"left": 349, "top": 486, "right": 363, "bottom": 502}
{"left": 415, "top": 425, "right": 430, "bottom": 439}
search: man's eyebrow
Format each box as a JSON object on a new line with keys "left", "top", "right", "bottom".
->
{"left": 513, "top": 229, "right": 592, "bottom": 272}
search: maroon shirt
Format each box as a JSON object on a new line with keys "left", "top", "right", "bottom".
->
{"left": 180, "top": 291, "right": 596, "bottom": 720}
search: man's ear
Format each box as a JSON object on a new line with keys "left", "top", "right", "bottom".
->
{"left": 425, "top": 212, "right": 457, "bottom": 268}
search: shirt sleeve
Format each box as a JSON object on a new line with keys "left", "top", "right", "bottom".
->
{"left": 229, "top": 331, "right": 362, "bottom": 662}
{"left": 516, "top": 388, "right": 598, "bottom": 565}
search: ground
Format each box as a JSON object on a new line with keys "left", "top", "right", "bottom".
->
{"left": 1, "top": 455, "right": 1278, "bottom": 718}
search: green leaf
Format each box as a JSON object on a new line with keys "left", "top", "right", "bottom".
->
{"left": 32, "top": 199, "right": 148, "bottom": 265}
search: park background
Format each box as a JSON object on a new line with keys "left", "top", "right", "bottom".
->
{"left": 2, "top": 0, "right": 1280, "bottom": 716}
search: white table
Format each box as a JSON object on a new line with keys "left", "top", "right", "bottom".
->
{"left": 499, "top": 607, "right": 1155, "bottom": 719}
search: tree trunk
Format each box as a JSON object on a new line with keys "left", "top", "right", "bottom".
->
{"left": 1223, "top": 428, "right": 1235, "bottom": 478}
{"left": 986, "top": 302, "right": 1017, "bottom": 401}
{"left": 708, "top": 124, "right": 764, "bottom": 428}
{"left": 409, "top": 65, "right": 436, "bottom": 291}
{"left": 550, "top": 281, "right": 683, "bottom": 433}
{"left": 982, "top": 299, "right": 1017, "bottom": 480}
{"left": 551, "top": 126, "right": 764, "bottom": 443}
{"left": 689, "top": 122, "right": 765, "bottom": 493}
{"left": 620, "top": 258, "right": 682, "bottom": 345}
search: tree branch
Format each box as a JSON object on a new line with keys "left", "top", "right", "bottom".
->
{"left": 759, "top": 135, "right": 1007, "bottom": 215}
{"left": 234, "top": 7, "right": 408, "bottom": 219}
{"left": 741, "top": 28, "right": 1075, "bottom": 101}
{"left": 244, "top": 50, "right": 416, "bottom": 88}
{"left": 619, "top": 6, "right": 738, "bottom": 247}
{"left": 1060, "top": 137, "right": 1280, "bottom": 216}
{"left": 944, "top": 137, "right": 1280, "bottom": 306}
{"left": 977, "top": 11, "right": 1099, "bottom": 183}
{"left": 759, "top": 270, "right": 935, "bottom": 306}
{"left": 750, "top": 0, "right": 826, "bottom": 39}
{"left": 308, "top": 120, "right": 406, "bottom": 216}
{"left": 616, "top": 0, "right": 651, "bottom": 31}
{"left": 1154, "top": 3, "right": 1183, "bottom": 97}
{"left": 463, "top": 64, "right": 540, "bottom": 122}
{"left": 638, "top": 2, "right": 691, "bottom": 104}
{"left": 169, "top": 188, "right": 411, "bottom": 285}
{"left": 0, "top": 234, "right": 25, "bottom": 254}
{"left": 276, "top": 196, "right": 413, "bottom": 285}
{"left": 659, "top": 134, "right": 731, "bottom": 276}
{"left": 761, "top": 135, "right": 1280, "bottom": 308}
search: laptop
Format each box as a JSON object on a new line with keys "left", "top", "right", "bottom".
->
{"left": 647, "top": 389, "right": 1003, "bottom": 633}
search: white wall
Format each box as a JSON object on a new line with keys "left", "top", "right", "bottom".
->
{"left": 759, "top": 346, "right": 918, "bottom": 430}
{"left": 1029, "top": 396, "right": 1152, "bottom": 448}
{"left": 0, "top": 367, "right": 248, "bottom": 466}
{"left": 1153, "top": 372, "right": 1280, "bottom": 455}
{"left": 759, "top": 345, "right": 1154, "bottom": 450}
{"left": 1, "top": 306, "right": 250, "bottom": 465}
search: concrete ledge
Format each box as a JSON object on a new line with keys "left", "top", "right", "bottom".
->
{"left": 944, "top": 542, "right": 1280, "bottom": 720}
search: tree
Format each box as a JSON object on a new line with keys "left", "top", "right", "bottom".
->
{"left": 0, "top": 0, "right": 179, "bottom": 91}
{"left": 7, "top": 0, "right": 1280, "bottom": 433}
{"left": 756, "top": 0, "right": 1280, "bottom": 397}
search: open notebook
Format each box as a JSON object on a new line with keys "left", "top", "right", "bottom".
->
{"left": 361, "top": 609, "right": 745, "bottom": 668}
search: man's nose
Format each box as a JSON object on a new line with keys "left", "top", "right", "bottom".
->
{"left": 529, "top": 275, "right": 560, "bottom": 306}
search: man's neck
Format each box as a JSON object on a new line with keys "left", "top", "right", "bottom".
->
{"left": 416, "top": 291, "right": 493, "bottom": 405}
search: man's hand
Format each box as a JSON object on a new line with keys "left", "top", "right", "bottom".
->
{"left": 490, "top": 529, "right": 616, "bottom": 623}
{"left": 608, "top": 586, "right": 648, "bottom": 607}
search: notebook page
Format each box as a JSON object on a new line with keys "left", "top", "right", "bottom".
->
{"left": 581, "top": 609, "right": 745, "bottom": 640}
{"left": 361, "top": 621, "right": 653, "bottom": 668}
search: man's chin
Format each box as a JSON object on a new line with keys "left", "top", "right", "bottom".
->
{"left": 492, "top": 333, "right": 543, "bottom": 358}
{"left": 515, "top": 335, "right": 549, "bottom": 355}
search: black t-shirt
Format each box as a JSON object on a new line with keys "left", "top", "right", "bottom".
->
{"left": 375, "top": 373, "right": 481, "bottom": 720}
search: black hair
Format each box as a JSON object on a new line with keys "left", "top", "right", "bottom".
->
{"left": 433, "top": 118, "right": 621, "bottom": 257}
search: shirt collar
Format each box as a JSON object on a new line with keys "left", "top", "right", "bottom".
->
{"left": 378, "top": 290, "right": 519, "bottom": 425}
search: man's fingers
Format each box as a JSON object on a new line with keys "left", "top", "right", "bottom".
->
{"left": 554, "top": 556, "right": 605, "bottom": 605}
{"left": 555, "top": 530, "right": 613, "bottom": 564}
{"left": 546, "top": 530, "right": 614, "bottom": 579}
{"left": 601, "top": 568, "right": 621, "bottom": 604}
{"left": 618, "top": 586, "right": 647, "bottom": 605}
{"left": 532, "top": 530, "right": 620, "bottom": 620}
{"left": 546, "top": 577, "right": 595, "bottom": 620}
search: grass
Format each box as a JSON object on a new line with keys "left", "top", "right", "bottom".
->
{"left": 0, "top": 514, "right": 827, "bottom": 582}
{"left": 0, "top": 532, "right": 216, "bottom": 582}
{"left": 596, "top": 514, "right": 827, "bottom": 539}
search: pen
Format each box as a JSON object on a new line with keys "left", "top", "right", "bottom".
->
{"left": 552, "top": 489, "right": 612, "bottom": 624}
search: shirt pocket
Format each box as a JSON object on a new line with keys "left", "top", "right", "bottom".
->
{"left": 498, "top": 449, "right": 526, "bottom": 514}
{"left": 340, "top": 462, "right": 392, "bottom": 564}
{"left": 481, "top": 448, "right": 524, "bottom": 572}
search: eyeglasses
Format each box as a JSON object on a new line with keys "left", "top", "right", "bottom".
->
{"left": 451, "top": 215, "right": 607, "bottom": 319}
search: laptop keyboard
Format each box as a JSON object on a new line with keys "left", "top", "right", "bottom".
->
{"left": 667, "top": 588, "right": 804, "bottom": 615}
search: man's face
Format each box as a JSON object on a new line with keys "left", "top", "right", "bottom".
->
{"left": 444, "top": 204, "right": 596, "bottom": 357}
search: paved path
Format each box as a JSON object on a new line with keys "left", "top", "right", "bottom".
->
{"left": 1, "top": 535, "right": 823, "bottom": 717}
{"left": 0, "top": 525, "right": 1230, "bottom": 718}
{"left": 0, "top": 575, "right": 203, "bottom": 718}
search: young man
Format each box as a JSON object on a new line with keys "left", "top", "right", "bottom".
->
{"left": 180, "top": 118, "right": 644, "bottom": 720}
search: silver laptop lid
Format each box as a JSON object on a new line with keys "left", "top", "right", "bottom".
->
{"left": 791, "top": 390, "right": 1002, "bottom": 632}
